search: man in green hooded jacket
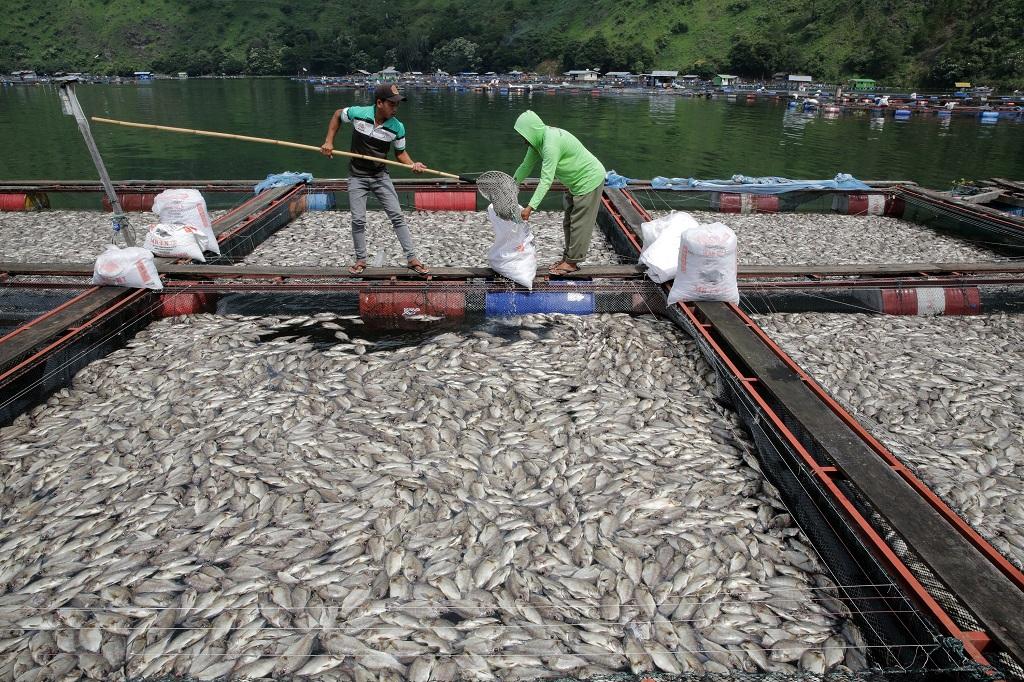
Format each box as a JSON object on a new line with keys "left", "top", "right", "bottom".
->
{"left": 512, "top": 110, "right": 606, "bottom": 275}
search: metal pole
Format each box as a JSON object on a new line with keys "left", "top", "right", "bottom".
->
{"left": 56, "top": 78, "right": 135, "bottom": 246}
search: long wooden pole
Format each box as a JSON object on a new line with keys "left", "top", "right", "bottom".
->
{"left": 90, "top": 116, "right": 466, "bottom": 181}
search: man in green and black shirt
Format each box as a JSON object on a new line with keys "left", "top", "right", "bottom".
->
{"left": 321, "top": 83, "right": 429, "bottom": 274}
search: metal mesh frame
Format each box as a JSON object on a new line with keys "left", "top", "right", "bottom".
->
{"left": 0, "top": 285, "right": 90, "bottom": 337}
{"left": 0, "top": 289, "right": 155, "bottom": 427}
{"left": 662, "top": 304, "right": 998, "bottom": 682}
{"left": 898, "top": 191, "right": 1024, "bottom": 256}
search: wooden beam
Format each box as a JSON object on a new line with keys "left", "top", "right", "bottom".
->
{"left": 698, "top": 301, "right": 1024, "bottom": 665}
{"left": 5, "top": 261, "right": 1024, "bottom": 280}
{"left": 957, "top": 189, "right": 1006, "bottom": 205}
{"left": 990, "top": 178, "right": 1024, "bottom": 193}
{"left": 901, "top": 185, "right": 1024, "bottom": 229}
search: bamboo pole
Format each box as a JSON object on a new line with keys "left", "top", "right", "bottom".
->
{"left": 90, "top": 116, "right": 467, "bottom": 181}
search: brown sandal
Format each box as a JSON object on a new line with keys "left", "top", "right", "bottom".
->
{"left": 348, "top": 260, "right": 367, "bottom": 275}
{"left": 407, "top": 259, "right": 430, "bottom": 274}
{"left": 548, "top": 261, "right": 578, "bottom": 275}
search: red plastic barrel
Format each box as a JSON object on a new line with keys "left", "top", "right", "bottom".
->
{"left": 716, "top": 193, "right": 744, "bottom": 213}
{"left": 359, "top": 291, "right": 466, "bottom": 320}
{"left": 156, "top": 292, "right": 216, "bottom": 318}
{"left": 0, "top": 192, "right": 49, "bottom": 211}
{"left": 880, "top": 287, "right": 981, "bottom": 316}
{"left": 751, "top": 195, "right": 779, "bottom": 212}
{"left": 413, "top": 190, "right": 477, "bottom": 211}
{"left": 102, "top": 193, "right": 157, "bottom": 212}
{"left": 714, "top": 193, "right": 779, "bottom": 213}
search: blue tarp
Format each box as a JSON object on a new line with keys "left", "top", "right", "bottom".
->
{"left": 650, "top": 173, "right": 871, "bottom": 194}
{"left": 605, "top": 169, "right": 632, "bottom": 188}
{"left": 254, "top": 172, "right": 314, "bottom": 194}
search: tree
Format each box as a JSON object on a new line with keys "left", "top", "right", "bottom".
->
{"left": 430, "top": 37, "right": 481, "bottom": 74}
{"left": 221, "top": 55, "right": 245, "bottom": 75}
{"left": 728, "top": 36, "right": 783, "bottom": 79}
{"left": 688, "top": 59, "right": 717, "bottom": 80}
{"left": 246, "top": 42, "right": 283, "bottom": 75}
{"left": 0, "top": 40, "right": 24, "bottom": 72}
{"left": 396, "top": 34, "right": 431, "bottom": 72}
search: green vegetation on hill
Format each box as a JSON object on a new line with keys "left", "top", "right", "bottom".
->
{"left": 2, "top": 0, "right": 1022, "bottom": 87}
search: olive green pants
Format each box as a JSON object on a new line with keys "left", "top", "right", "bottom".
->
{"left": 561, "top": 185, "right": 603, "bottom": 263}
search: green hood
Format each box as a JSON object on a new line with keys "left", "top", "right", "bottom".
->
{"left": 514, "top": 110, "right": 546, "bottom": 148}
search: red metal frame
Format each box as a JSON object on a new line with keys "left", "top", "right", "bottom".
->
{"left": 605, "top": 188, "right": 1002, "bottom": 673}
{"left": 213, "top": 185, "right": 304, "bottom": 243}
{"left": 900, "top": 186, "right": 1024, "bottom": 234}
{"left": 732, "top": 302, "right": 1024, "bottom": 591}
{"left": 0, "top": 286, "right": 102, "bottom": 345}
{"left": 679, "top": 300, "right": 994, "bottom": 665}
{"left": 0, "top": 288, "right": 150, "bottom": 385}
{"left": 1, "top": 186, "right": 304, "bottom": 388}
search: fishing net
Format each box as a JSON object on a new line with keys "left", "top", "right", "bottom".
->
{"left": 476, "top": 170, "right": 523, "bottom": 222}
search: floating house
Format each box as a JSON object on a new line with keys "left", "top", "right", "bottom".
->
{"left": 643, "top": 70, "right": 679, "bottom": 87}
{"left": 603, "top": 71, "right": 637, "bottom": 85}
{"left": 848, "top": 78, "right": 877, "bottom": 91}
{"left": 713, "top": 74, "right": 738, "bottom": 87}
{"left": 564, "top": 69, "right": 600, "bottom": 82}
{"left": 787, "top": 74, "right": 813, "bottom": 90}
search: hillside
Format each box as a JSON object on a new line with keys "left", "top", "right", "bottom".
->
{"left": 2, "top": 0, "right": 1022, "bottom": 86}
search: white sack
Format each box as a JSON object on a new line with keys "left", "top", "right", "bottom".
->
{"left": 666, "top": 221, "right": 739, "bottom": 305}
{"left": 640, "top": 212, "right": 678, "bottom": 248}
{"left": 486, "top": 204, "right": 537, "bottom": 289}
{"left": 638, "top": 211, "right": 700, "bottom": 283}
{"left": 152, "top": 189, "right": 219, "bottom": 255}
{"left": 142, "top": 223, "right": 207, "bottom": 262}
{"left": 92, "top": 245, "right": 163, "bottom": 290}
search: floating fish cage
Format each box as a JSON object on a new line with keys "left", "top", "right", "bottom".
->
{"left": 1, "top": 180, "right": 1023, "bottom": 681}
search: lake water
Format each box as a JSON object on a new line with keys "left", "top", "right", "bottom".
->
{"left": 1, "top": 78, "right": 1022, "bottom": 193}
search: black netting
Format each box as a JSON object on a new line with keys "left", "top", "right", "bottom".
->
{"left": 661, "top": 305, "right": 997, "bottom": 682}
{"left": 0, "top": 285, "right": 90, "bottom": 337}
{"left": 0, "top": 287, "right": 154, "bottom": 426}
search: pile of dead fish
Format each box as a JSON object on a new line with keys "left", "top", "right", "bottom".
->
{"left": 0, "top": 313, "right": 870, "bottom": 680}
{"left": 754, "top": 312, "right": 1024, "bottom": 570}
{"left": 239, "top": 210, "right": 625, "bottom": 268}
{"left": 0, "top": 211, "right": 225, "bottom": 264}
{"left": 648, "top": 211, "right": 1006, "bottom": 265}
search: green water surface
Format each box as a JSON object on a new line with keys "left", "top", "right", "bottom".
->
{"left": 2, "top": 79, "right": 1022, "bottom": 194}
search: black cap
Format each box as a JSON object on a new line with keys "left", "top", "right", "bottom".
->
{"left": 374, "top": 83, "right": 407, "bottom": 103}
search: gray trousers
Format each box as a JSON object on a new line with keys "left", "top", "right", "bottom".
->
{"left": 349, "top": 174, "right": 416, "bottom": 261}
{"left": 561, "top": 185, "right": 603, "bottom": 263}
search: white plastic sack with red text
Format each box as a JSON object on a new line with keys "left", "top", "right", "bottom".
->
{"left": 92, "top": 245, "right": 163, "bottom": 290}
{"left": 152, "top": 189, "right": 219, "bottom": 255}
{"left": 486, "top": 204, "right": 536, "bottom": 289}
{"left": 638, "top": 211, "right": 699, "bottom": 283}
{"left": 666, "top": 221, "right": 739, "bottom": 305}
{"left": 143, "top": 223, "right": 207, "bottom": 262}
